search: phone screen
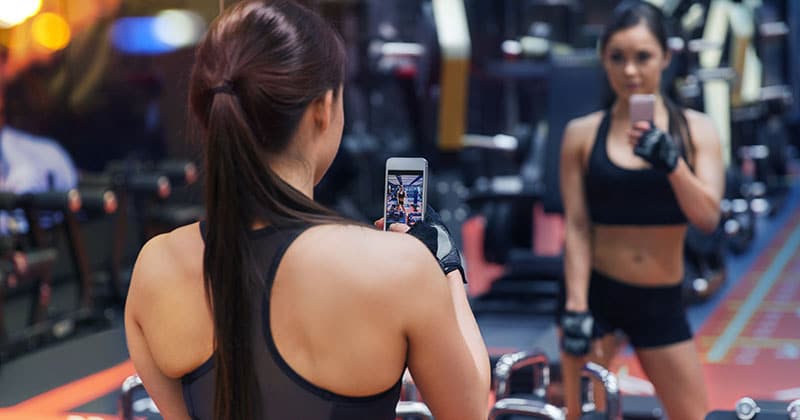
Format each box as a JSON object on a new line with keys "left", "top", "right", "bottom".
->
{"left": 385, "top": 170, "right": 425, "bottom": 230}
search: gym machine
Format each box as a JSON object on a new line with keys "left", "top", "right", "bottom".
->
{"left": 0, "top": 187, "right": 116, "bottom": 362}
{"left": 80, "top": 159, "right": 201, "bottom": 304}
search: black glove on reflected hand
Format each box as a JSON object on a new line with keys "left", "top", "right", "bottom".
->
{"left": 560, "top": 310, "right": 594, "bottom": 356}
{"left": 407, "top": 206, "right": 467, "bottom": 283}
{"left": 634, "top": 127, "right": 680, "bottom": 173}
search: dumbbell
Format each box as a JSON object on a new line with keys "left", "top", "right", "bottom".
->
{"left": 732, "top": 397, "right": 800, "bottom": 419}
{"left": 493, "top": 350, "right": 550, "bottom": 400}
{"left": 396, "top": 401, "right": 433, "bottom": 420}
{"left": 105, "top": 159, "right": 198, "bottom": 187}
{"left": 0, "top": 190, "right": 82, "bottom": 213}
{"left": 582, "top": 362, "right": 622, "bottom": 420}
{"left": 721, "top": 198, "right": 756, "bottom": 254}
{"left": 77, "top": 188, "right": 118, "bottom": 215}
{"left": 155, "top": 160, "right": 199, "bottom": 186}
{"left": 736, "top": 397, "right": 760, "bottom": 420}
{"left": 489, "top": 398, "right": 565, "bottom": 420}
{"left": 120, "top": 374, "right": 144, "bottom": 420}
{"left": 788, "top": 400, "right": 800, "bottom": 420}
{"left": 81, "top": 172, "right": 171, "bottom": 200}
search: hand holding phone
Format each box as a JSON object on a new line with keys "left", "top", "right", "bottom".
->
{"left": 384, "top": 157, "right": 428, "bottom": 231}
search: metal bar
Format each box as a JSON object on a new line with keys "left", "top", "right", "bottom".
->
{"left": 582, "top": 362, "right": 621, "bottom": 420}
{"left": 493, "top": 350, "right": 550, "bottom": 399}
{"left": 489, "top": 398, "right": 565, "bottom": 420}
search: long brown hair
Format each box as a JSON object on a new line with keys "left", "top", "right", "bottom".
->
{"left": 600, "top": 0, "right": 695, "bottom": 165}
{"left": 188, "top": 1, "right": 347, "bottom": 418}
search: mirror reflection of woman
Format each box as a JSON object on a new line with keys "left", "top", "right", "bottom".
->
{"left": 558, "top": 3, "right": 724, "bottom": 420}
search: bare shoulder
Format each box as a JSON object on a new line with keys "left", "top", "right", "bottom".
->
{"left": 127, "top": 223, "right": 204, "bottom": 311}
{"left": 562, "top": 111, "right": 604, "bottom": 155}
{"left": 125, "top": 222, "right": 211, "bottom": 377}
{"left": 684, "top": 108, "right": 720, "bottom": 144}
{"left": 566, "top": 111, "right": 605, "bottom": 135}
{"left": 287, "top": 224, "right": 441, "bottom": 289}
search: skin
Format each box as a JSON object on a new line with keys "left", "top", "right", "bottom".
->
{"left": 125, "top": 86, "right": 490, "bottom": 420}
{"left": 560, "top": 23, "right": 724, "bottom": 420}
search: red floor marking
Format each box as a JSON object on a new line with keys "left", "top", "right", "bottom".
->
{"left": 462, "top": 216, "right": 505, "bottom": 296}
{"left": 611, "top": 213, "right": 800, "bottom": 410}
{"left": 6, "top": 360, "right": 135, "bottom": 415}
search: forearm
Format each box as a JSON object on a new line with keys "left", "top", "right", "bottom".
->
{"left": 668, "top": 159, "right": 721, "bottom": 232}
{"left": 564, "top": 224, "right": 592, "bottom": 311}
{"left": 446, "top": 271, "right": 491, "bottom": 391}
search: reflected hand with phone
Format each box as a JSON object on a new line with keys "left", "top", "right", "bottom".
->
{"left": 629, "top": 121, "right": 680, "bottom": 173}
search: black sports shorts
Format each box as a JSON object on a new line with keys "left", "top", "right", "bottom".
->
{"left": 587, "top": 269, "right": 692, "bottom": 348}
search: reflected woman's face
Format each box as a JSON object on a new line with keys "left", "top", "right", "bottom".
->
{"left": 601, "top": 23, "right": 670, "bottom": 102}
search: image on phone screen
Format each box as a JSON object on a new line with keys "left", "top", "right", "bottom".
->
{"left": 385, "top": 170, "right": 424, "bottom": 230}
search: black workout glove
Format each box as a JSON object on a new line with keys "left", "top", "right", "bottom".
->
{"left": 633, "top": 126, "right": 680, "bottom": 173}
{"left": 407, "top": 206, "right": 467, "bottom": 283}
{"left": 560, "top": 310, "right": 594, "bottom": 356}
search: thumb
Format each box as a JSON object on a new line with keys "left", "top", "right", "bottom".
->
{"left": 389, "top": 223, "right": 410, "bottom": 233}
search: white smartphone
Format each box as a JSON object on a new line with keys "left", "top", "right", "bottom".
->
{"left": 384, "top": 157, "right": 428, "bottom": 231}
{"left": 630, "top": 94, "right": 656, "bottom": 125}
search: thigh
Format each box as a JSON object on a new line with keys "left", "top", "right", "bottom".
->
{"left": 636, "top": 340, "right": 708, "bottom": 420}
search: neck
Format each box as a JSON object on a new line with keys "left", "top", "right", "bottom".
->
{"left": 250, "top": 156, "right": 316, "bottom": 231}
{"left": 268, "top": 156, "right": 315, "bottom": 200}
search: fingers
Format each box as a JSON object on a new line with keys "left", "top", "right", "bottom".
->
{"left": 627, "top": 129, "right": 643, "bottom": 146}
{"left": 628, "top": 122, "right": 652, "bottom": 146}
{"left": 375, "top": 218, "right": 411, "bottom": 233}
{"left": 389, "top": 222, "right": 410, "bottom": 233}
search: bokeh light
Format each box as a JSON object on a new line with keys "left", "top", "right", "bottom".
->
{"left": 153, "top": 10, "right": 205, "bottom": 49}
{"left": 0, "top": 0, "right": 42, "bottom": 29}
{"left": 32, "top": 12, "right": 72, "bottom": 51}
{"left": 112, "top": 10, "right": 205, "bottom": 55}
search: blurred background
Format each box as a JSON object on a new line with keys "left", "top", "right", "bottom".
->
{"left": 0, "top": 0, "right": 798, "bottom": 419}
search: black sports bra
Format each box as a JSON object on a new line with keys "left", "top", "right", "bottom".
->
{"left": 584, "top": 111, "right": 687, "bottom": 225}
{"left": 181, "top": 222, "right": 403, "bottom": 420}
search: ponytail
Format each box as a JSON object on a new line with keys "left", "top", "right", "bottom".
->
{"left": 204, "top": 91, "right": 349, "bottom": 419}
{"left": 204, "top": 92, "right": 259, "bottom": 420}
{"left": 190, "top": 2, "right": 349, "bottom": 417}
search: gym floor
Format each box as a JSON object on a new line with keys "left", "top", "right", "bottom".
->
{"left": 0, "top": 183, "right": 799, "bottom": 419}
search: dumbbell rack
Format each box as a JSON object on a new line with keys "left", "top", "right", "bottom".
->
{"left": 0, "top": 189, "right": 114, "bottom": 364}
{"left": 81, "top": 159, "right": 202, "bottom": 305}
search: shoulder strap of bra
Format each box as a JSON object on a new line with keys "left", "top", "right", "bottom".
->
{"left": 588, "top": 109, "right": 612, "bottom": 161}
{"left": 596, "top": 109, "right": 612, "bottom": 145}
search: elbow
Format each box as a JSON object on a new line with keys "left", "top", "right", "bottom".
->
{"left": 691, "top": 206, "right": 721, "bottom": 234}
{"left": 695, "top": 216, "right": 719, "bottom": 234}
{"left": 687, "top": 194, "right": 722, "bottom": 233}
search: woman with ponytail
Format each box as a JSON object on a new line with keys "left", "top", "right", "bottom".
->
{"left": 124, "top": 1, "right": 489, "bottom": 419}
{"left": 558, "top": 2, "right": 724, "bottom": 419}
